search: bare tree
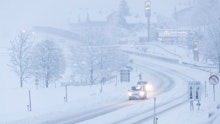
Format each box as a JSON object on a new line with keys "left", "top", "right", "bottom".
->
{"left": 9, "top": 30, "right": 32, "bottom": 88}
{"left": 31, "top": 40, "right": 65, "bottom": 88}
{"left": 71, "top": 46, "right": 100, "bottom": 85}
{"left": 70, "top": 28, "right": 129, "bottom": 87}
{"left": 70, "top": 44, "right": 129, "bottom": 87}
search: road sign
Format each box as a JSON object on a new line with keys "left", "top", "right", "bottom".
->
{"left": 188, "top": 81, "right": 201, "bottom": 101}
{"left": 209, "top": 74, "right": 219, "bottom": 101}
{"left": 188, "top": 82, "right": 194, "bottom": 101}
{"left": 120, "top": 69, "right": 130, "bottom": 82}
{"left": 194, "top": 82, "right": 201, "bottom": 100}
{"left": 188, "top": 81, "right": 201, "bottom": 111}
{"left": 209, "top": 75, "right": 219, "bottom": 85}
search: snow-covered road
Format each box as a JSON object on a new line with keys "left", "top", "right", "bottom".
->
{"left": 77, "top": 54, "right": 195, "bottom": 124}
{"left": 78, "top": 52, "right": 218, "bottom": 124}
{"left": 38, "top": 54, "right": 180, "bottom": 124}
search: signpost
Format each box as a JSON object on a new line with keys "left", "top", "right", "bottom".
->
{"left": 188, "top": 82, "right": 194, "bottom": 111}
{"left": 209, "top": 74, "right": 219, "bottom": 101}
{"left": 188, "top": 81, "right": 201, "bottom": 111}
{"left": 194, "top": 82, "right": 201, "bottom": 101}
{"left": 194, "top": 82, "right": 201, "bottom": 110}
{"left": 188, "top": 82, "right": 194, "bottom": 101}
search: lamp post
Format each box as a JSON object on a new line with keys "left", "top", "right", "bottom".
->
{"left": 145, "top": 0, "right": 151, "bottom": 42}
{"left": 218, "top": 18, "right": 220, "bottom": 73}
{"left": 153, "top": 97, "right": 157, "bottom": 124}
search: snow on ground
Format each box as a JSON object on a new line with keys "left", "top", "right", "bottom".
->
{"left": 1, "top": 41, "right": 220, "bottom": 124}
{"left": 123, "top": 42, "right": 218, "bottom": 72}
{"left": 1, "top": 0, "right": 220, "bottom": 123}
{"left": 0, "top": 61, "right": 162, "bottom": 124}
{"left": 78, "top": 51, "right": 220, "bottom": 124}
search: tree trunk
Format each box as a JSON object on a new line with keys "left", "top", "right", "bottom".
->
{"left": 100, "top": 79, "right": 103, "bottom": 93}
{"left": 20, "top": 76, "right": 23, "bottom": 88}
{"left": 90, "top": 69, "right": 93, "bottom": 85}
{"left": 46, "top": 79, "right": 49, "bottom": 88}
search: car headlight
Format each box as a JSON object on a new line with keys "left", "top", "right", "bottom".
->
{"left": 145, "top": 84, "right": 153, "bottom": 91}
{"left": 128, "top": 92, "right": 132, "bottom": 96}
{"left": 139, "top": 91, "right": 145, "bottom": 96}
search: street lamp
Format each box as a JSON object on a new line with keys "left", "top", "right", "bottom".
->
{"left": 145, "top": 0, "right": 151, "bottom": 42}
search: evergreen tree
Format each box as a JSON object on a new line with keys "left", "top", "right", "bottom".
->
{"left": 118, "top": 0, "right": 130, "bottom": 17}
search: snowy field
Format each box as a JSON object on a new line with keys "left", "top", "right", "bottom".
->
{"left": 1, "top": 0, "right": 220, "bottom": 123}
{"left": 1, "top": 42, "right": 220, "bottom": 124}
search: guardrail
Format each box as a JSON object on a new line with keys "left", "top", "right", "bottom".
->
{"left": 123, "top": 50, "right": 179, "bottom": 64}
{"left": 123, "top": 50, "right": 219, "bottom": 75}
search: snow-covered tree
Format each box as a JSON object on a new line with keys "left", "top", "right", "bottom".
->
{"left": 205, "top": 24, "right": 220, "bottom": 72}
{"left": 118, "top": 0, "right": 130, "bottom": 17}
{"left": 31, "top": 40, "right": 65, "bottom": 88}
{"left": 70, "top": 28, "right": 129, "bottom": 87}
{"left": 9, "top": 30, "right": 33, "bottom": 88}
{"left": 71, "top": 46, "right": 129, "bottom": 87}
{"left": 107, "top": 11, "right": 127, "bottom": 27}
{"left": 193, "top": 0, "right": 220, "bottom": 71}
{"left": 71, "top": 46, "right": 100, "bottom": 85}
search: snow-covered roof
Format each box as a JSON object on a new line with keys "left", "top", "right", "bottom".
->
{"left": 125, "top": 16, "right": 157, "bottom": 24}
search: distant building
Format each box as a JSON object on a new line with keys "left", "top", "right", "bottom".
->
{"left": 157, "top": 29, "right": 189, "bottom": 43}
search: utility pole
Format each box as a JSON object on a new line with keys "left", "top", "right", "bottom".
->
{"left": 145, "top": 0, "right": 151, "bottom": 42}
{"left": 64, "top": 85, "right": 68, "bottom": 102}
{"left": 219, "top": 56, "right": 220, "bottom": 73}
{"left": 153, "top": 97, "right": 156, "bottom": 124}
{"left": 218, "top": 18, "right": 220, "bottom": 73}
{"left": 28, "top": 90, "right": 32, "bottom": 111}
{"left": 174, "top": 7, "right": 179, "bottom": 43}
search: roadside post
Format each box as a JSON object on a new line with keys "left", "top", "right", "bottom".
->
{"left": 205, "top": 80, "right": 207, "bottom": 97}
{"left": 28, "top": 89, "right": 32, "bottom": 111}
{"left": 64, "top": 85, "right": 68, "bottom": 102}
{"left": 209, "top": 74, "right": 219, "bottom": 101}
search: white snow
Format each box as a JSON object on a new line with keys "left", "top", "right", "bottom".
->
{"left": 1, "top": 0, "right": 220, "bottom": 124}
{"left": 1, "top": 42, "right": 220, "bottom": 124}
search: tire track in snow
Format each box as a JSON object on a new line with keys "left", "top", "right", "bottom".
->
{"left": 41, "top": 51, "right": 195, "bottom": 124}
{"left": 112, "top": 56, "right": 196, "bottom": 124}
{"left": 43, "top": 56, "right": 177, "bottom": 124}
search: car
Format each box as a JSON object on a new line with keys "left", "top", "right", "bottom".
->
{"left": 128, "top": 85, "right": 147, "bottom": 100}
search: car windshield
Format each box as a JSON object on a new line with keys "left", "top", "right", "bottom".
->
{"left": 131, "top": 86, "right": 142, "bottom": 91}
{"left": 137, "top": 81, "right": 147, "bottom": 85}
